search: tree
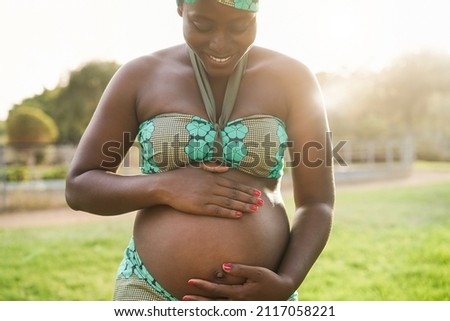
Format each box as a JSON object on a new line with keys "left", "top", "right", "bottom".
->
{"left": 6, "top": 106, "right": 58, "bottom": 145}
{"left": 9, "top": 60, "right": 120, "bottom": 145}
{"left": 6, "top": 106, "right": 59, "bottom": 165}
{"left": 17, "top": 87, "right": 61, "bottom": 119}
{"left": 53, "top": 61, "right": 120, "bottom": 144}
{"left": 0, "top": 120, "right": 5, "bottom": 145}
{"left": 319, "top": 51, "right": 450, "bottom": 161}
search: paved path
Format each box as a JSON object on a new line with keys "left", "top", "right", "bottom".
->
{"left": 0, "top": 206, "right": 136, "bottom": 229}
{"left": 1, "top": 168, "right": 450, "bottom": 229}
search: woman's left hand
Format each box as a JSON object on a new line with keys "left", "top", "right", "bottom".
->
{"left": 182, "top": 263, "right": 294, "bottom": 301}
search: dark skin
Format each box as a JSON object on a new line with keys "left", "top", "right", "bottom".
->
{"left": 66, "top": 0, "right": 334, "bottom": 300}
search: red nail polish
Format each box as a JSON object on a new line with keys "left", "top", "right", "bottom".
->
{"left": 254, "top": 190, "right": 262, "bottom": 197}
{"left": 182, "top": 296, "right": 190, "bottom": 301}
{"left": 257, "top": 198, "right": 264, "bottom": 206}
{"left": 223, "top": 263, "right": 232, "bottom": 272}
{"left": 250, "top": 204, "right": 258, "bottom": 211}
{"left": 235, "top": 211, "right": 243, "bottom": 217}
{"left": 188, "top": 280, "right": 196, "bottom": 286}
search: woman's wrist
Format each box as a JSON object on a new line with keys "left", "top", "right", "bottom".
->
{"left": 144, "top": 173, "right": 175, "bottom": 207}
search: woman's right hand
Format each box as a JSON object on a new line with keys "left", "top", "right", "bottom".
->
{"left": 160, "top": 164, "right": 264, "bottom": 219}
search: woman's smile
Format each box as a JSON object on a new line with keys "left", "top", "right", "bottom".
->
{"left": 208, "top": 55, "right": 232, "bottom": 64}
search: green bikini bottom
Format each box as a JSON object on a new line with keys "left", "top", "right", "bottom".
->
{"left": 113, "top": 238, "right": 298, "bottom": 301}
{"left": 113, "top": 238, "right": 177, "bottom": 301}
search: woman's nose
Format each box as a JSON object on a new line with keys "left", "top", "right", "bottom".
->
{"left": 209, "top": 31, "right": 230, "bottom": 53}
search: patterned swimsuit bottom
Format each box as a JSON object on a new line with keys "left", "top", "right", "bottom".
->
{"left": 113, "top": 238, "right": 298, "bottom": 301}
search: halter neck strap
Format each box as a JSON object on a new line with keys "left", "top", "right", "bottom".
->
{"left": 188, "top": 47, "right": 248, "bottom": 132}
{"left": 188, "top": 47, "right": 248, "bottom": 160}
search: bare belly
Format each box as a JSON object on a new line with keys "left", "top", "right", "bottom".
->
{"left": 133, "top": 173, "right": 290, "bottom": 300}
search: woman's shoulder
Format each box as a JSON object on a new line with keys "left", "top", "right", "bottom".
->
{"left": 250, "top": 46, "right": 317, "bottom": 88}
{"left": 250, "top": 46, "right": 316, "bottom": 86}
{"left": 251, "top": 47, "right": 311, "bottom": 70}
{"left": 118, "top": 45, "right": 188, "bottom": 77}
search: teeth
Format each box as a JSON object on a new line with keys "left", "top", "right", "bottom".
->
{"left": 210, "top": 55, "right": 231, "bottom": 63}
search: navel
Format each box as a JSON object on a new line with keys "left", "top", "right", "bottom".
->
{"left": 215, "top": 270, "right": 226, "bottom": 280}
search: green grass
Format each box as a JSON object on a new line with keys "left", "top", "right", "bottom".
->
{"left": 298, "top": 181, "right": 450, "bottom": 300}
{"left": 1, "top": 177, "right": 449, "bottom": 300}
{"left": 414, "top": 160, "right": 450, "bottom": 171}
{"left": 0, "top": 217, "right": 134, "bottom": 300}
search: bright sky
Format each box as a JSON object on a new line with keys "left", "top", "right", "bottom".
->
{"left": 1, "top": 0, "right": 449, "bottom": 120}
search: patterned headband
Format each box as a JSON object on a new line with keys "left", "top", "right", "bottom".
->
{"left": 177, "top": 0, "right": 259, "bottom": 12}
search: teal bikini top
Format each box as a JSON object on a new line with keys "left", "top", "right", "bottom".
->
{"left": 137, "top": 48, "right": 288, "bottom": 178}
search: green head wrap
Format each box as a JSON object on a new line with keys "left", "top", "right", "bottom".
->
{"left": 177, "top": 0, "right": 259, "bottom": 12}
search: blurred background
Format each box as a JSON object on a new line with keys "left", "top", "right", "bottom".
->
{"left": 0, "top": 0, "right": 449, "bottom": 300}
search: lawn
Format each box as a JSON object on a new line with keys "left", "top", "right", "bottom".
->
{"left": 1, "top": 176, "right": 449, "bottom": 300}
{"left": 298, "top": 180, "right": 450, "bottom": 300}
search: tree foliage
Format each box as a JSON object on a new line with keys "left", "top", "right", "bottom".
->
{"left": 0, "top": 120, "right": 5, "bottom": 144}
{"left": 319, "top": 51, "right": 450, "bottom": 161}
{"left": 9, "top": 60, "right": 120, "bottom": 144}
{"left": 52, "top": 61, "right": 120, "bottom": 143}
{"left": 6, "top": 106, "right": 59, "bottom": 145}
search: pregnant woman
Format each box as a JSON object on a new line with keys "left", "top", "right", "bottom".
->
{"left": 65, "top": 0, "right": 334, "bottom": 301}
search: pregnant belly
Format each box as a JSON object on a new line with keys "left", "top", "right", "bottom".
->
{"left": 133, "top": 202, "right": 290, "bottom": 300}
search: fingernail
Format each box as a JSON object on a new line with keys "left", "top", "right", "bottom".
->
{"left": 223, "top": 263, "right": 232, "bottom": 272}
{"left": 235, "top": 211, "right": 243, "bottom": 218}
{"left": 250, "top": 204, "right": 258, "bottom": 212}
{"left": 256, "top": 198, "right": 264, "bottom": 206}
{"left": 182, "top": 296, "right": 190, "bottom": 301}
{"left": 187, "top": 280, "right": 196, "bottom": 286}
{"left": 254, "top": 190, "right": 262, "bottom": 197}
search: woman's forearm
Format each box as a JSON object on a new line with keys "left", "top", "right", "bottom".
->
{"left": 277, "top": 202, "right": 333, "bottom": 293}
{"left": 66, "top": 165, "right": 263, "bottom": 218}
{"left": 65, "top": 169, "right": 168, "bottom": 215}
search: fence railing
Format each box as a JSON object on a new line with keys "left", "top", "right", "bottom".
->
{"left": 333, "top": 136, "right": 415, "bottom": 183}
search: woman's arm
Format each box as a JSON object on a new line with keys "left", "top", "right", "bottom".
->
{"left": 276, "top": 59, "right": 335, "bottom": 294}
{"left": 65, "top": 59, "right": 146, "bottom": 215}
